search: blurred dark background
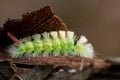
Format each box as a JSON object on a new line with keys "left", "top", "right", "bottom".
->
{"left": 0, "top": 0, "right": 120, "bottom": 57}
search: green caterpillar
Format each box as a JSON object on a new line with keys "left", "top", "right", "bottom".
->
{"left": 8, "top": 31, "right": 94, "bottom": 58}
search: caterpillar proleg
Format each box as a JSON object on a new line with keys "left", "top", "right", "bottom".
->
{"left": 8, "top": 31, "right": 94, "bottom": 58}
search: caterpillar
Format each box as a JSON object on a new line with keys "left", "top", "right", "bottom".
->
{"left": 8, "top": 31, "right": 94, "bottom": 58}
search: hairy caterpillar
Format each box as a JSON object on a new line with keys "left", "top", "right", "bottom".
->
{"left": 8, "top": 31, "right": 94, "bottom": 58}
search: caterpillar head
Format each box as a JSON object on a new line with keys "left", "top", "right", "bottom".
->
{"left": 7, "top": 31, "right": 95, "bottom": 58}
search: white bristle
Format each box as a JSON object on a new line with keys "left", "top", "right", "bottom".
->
{"left": 50, "top": 31, "right": 58, "bottom": 39}
{"left": 79, "top": 43, "right": 94, "bottom": 58}
{"left": 67, "top": 31, "right": 74, "bottom": 41}
{"left": 59, "top": 31, "right": 66, "bottom": 40}
{"left": 9, "top": 46, "right": 21, "bottom": 58}
{"left": 79, "top": 35, "right": 88, "bottom": 44}
{"left": 20, "top": 36, "right": 31, "bottom": 43}
{"left": 32, "top": 34, "right": 41, "bottom": 40}
{"left": 42, "top": 32, "right": 50, "bottom": 39}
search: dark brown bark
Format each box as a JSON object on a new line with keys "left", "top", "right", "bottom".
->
{"left": 0, "top": 6, "right": 67, "bottom": 48}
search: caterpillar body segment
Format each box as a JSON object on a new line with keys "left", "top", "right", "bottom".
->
{"left": 8, "top": 31, "right": 94, "bottom": 58}
{"left": 50, "top": 32, "right": 61, "bottom": 55}
{"left": 66, "top": 31, "right": 75, "bottom": 55}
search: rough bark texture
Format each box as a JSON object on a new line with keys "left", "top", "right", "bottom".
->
{"left": 0, "top": 5, "right": 67, "bottom": 48}
{"left": 0, "top": 57, "right": 120, "bottom": 80}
